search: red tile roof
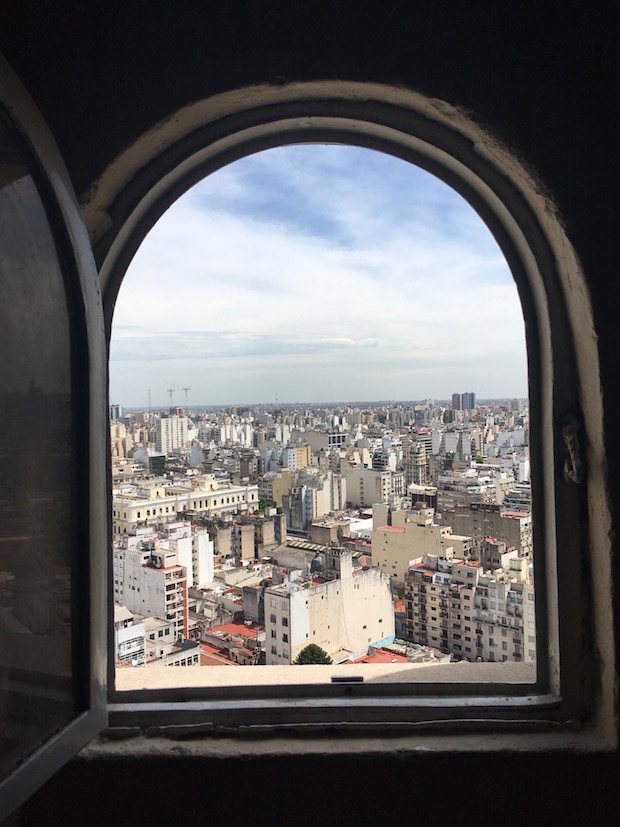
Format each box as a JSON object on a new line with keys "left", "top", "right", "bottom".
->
{"left": 346, "top": 647, "right": 408, "bottom": 665}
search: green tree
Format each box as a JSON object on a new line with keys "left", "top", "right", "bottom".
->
{"left": 258, "top": 497, "right": 277, "bottom": 512}
{"left": 293, "top": 644, "right": 333, "bottom": 665}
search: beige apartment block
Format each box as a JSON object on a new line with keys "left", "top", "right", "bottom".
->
{"left": 439, "top": 502, "right": 533, "bottom": 559}
{"left": 292, "top": 443, "right": 311, "bottom": 470}
{"left": 405, "top": 554, "right": 535, "bottom": 663}
{"left": 272, "top": 469, "right": 294, "bottom": 507}
{"left": 346, "top": 466, "right": 391, "bottom": 508}
{"left": 371, "top": 506, "right": 465, "bottom": 586}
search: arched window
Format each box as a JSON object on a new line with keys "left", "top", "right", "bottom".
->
{"left": 95, "top": 83, "right": 611, "bottom": 734}
{"left": 0, "top": 73, "right": 613, "bottom": 820}
{"left": 110, "top": 142, "right": 532, "bottom": 675}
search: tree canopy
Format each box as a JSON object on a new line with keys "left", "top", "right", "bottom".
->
{"left": 258, "top": 497, "right": 277, "bottom": 512}
{"left": 293, "top": 644, "right": 333, "bottom": 665}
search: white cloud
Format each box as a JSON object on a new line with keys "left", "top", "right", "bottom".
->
{"left": 110, "top": 145, "right": 527, "bottom": 406}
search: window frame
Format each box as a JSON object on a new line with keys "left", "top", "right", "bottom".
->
{"left": 94, "top": 83, "right": 613, "bottom": 747}
{"left": 0, "top": 56, "right": 108, "bottom": 820}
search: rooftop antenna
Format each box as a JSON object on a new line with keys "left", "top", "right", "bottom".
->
{"left": 182, "top": 386, "right": 191, "bottom": 408}
{"left": 167, "top": 386, "right": 175, "bottom": 412}
{"left": 148, "top": 388, "right": 151, "bottom": 416}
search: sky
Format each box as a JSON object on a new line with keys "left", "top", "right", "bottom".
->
{"left": 110, "top": 144, "right": 528, "bottom": 408}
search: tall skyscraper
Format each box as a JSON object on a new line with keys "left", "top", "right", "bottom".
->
{"left": 155, "top": 414, "right": 188, "bottom": 453}
{"left": 451, "top": 393, "right": 461, "bottom": 410}
{"left": 462, "top": 392, "right": 476, "bottom": 411}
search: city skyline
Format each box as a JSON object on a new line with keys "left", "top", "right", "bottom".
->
{"left": 110, "top": 145, "right": 528, "bottom": 407}
{"left": 114, "top": 395, "right": 525, "bottom": 413}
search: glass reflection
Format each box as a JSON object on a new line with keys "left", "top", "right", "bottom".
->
{"left": 0, "top": 114, "right": 76, "bottom": 779}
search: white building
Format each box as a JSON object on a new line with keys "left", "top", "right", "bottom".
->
{"left": 155, "top": 414, "right": 189, "bottom": 453}
{"left": 114, "top": 605, "right": 145, "bottom": 666}
{"left": 113, "top": 540, "right": 188, "bottom": 639}
{"left": 143, "top": 617, "right": 200, "bottom": 666}
{"left": 166, "top": 527, "right": 215, "bottom": 588}
{"left": 265, "top": 550, "right": 394, "bottom": 664}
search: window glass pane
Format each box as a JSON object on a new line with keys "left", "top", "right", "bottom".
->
{"left": 0, "top": 116, "right": 77, "bottom": 779}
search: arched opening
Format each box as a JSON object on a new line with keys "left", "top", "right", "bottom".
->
{"left": 110, "top": 142, "right": 533, "bottom": 679}
{"left": 95, "top": 83, "right": 608, "bottom": 729}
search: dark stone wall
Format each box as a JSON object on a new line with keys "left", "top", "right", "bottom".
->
{"left": 1, "top": 3, "right": 618, "bottom": 823}
{"left": 19, "top": 751, "right": 620, "bottom": 826}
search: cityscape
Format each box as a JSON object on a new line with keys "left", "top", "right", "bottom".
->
{"left": 110, "top": 145, "right": 532, "bottom": 679}
{"left": 111, "top": 393, "right": 534, "bottom": 674}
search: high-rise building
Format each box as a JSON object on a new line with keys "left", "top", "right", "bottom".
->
{"left": 403, "top": 440, "right": 427, "bottom": 486}
{"left": 405, "top": 554, "right": 534, "bottom": 663}
{"left": 462, "top": 392, "right": 476, "bottom": 411}
{"left": 451, "top": 393, "right": 461, "bottom": 410}
{"left": 155, "top": 414, "right": 188, "bottom": 454}
{"left": 113, "top": 540, "right": 188, "bottom": 639}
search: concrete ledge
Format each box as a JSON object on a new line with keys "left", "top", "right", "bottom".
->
{"left": 115, "top": 660, "right": 536, "bottom": 690}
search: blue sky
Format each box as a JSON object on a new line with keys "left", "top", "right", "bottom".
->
{"left": 110, "top": 145, "right": 527, "bottom": 407}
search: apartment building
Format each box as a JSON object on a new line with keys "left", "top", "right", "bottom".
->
{"left": 143, "top": 617, "right": 200, "bottom": 666}
{"left": 346, "top": 466, "right": 392, "bottom": 508}
{"left": 113, "top": 540, "right": 188, "bottom": 639}
{"left": 159, "top": 523, "right": 215, "bottom": 588}
{"left": 155, "top": 414, "right": 189, "bottom": 454}
{"left": 405, "top": 553, "right": 534, "bottom": 663}
{"left": 114, "top": 605, "right": 146, "bottom": 666}
{"left": 438, "top": 502, "right": 532, "bottom": 559}
{"left": 402, "top": 439, "right": 427, "bottom": 486}
{"left": 264, "top": 549, "right": 394, "bottom": 664}
{"left": 371, "top": 504, "right": 473, "bottom": 586}
{"left": 282, "top": 481, "right": 329, "bottom": 532}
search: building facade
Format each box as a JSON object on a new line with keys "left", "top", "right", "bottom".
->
{"left": 264, "top": 550, "right": 394, "bottom": 664}
{"left": 113, "top": 541, "right": 188, "bottom": 639}
{"left": 155, "top": 414, "right": 189, "bottom": 454}
{"left": 405, "top": 554, "right": 534, "bottom": 663}
{"left": 112, "top": 482, "right": 259, "bottom": 534}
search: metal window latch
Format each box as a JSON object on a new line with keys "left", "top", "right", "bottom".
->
{"left": 562, "top": 413, "right": 583, "bottom": 485}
